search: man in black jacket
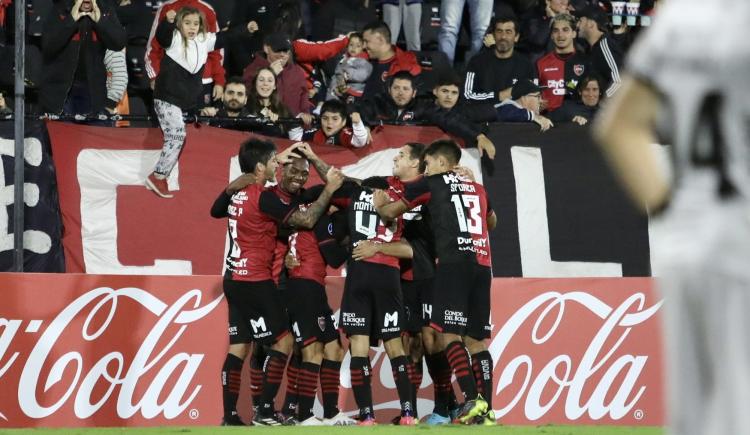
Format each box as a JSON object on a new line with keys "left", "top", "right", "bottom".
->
{"left": 40, "top": 0, "right": 126, "bottom": 115}
{"left": 358, "top": 71, "right": 496, "bottom": 158}
{"left": 200, "top": 77, "right": 256, "bottom": 130}
{"left": 575, "top": 6, "right": 622, "bottom": 98}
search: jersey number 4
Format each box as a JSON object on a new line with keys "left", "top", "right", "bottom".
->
{"left": 450, "top": 194, "right": 482, "bottom": 235}
{"left": 355, "top": 211, "right": 395, "bottom": 242}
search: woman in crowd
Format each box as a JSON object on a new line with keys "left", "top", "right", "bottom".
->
{"left": 246, "top": 67, "right": 295, "bottom": 138}
{"left": 549, "top": 74, "right": 603, "bottom": 125}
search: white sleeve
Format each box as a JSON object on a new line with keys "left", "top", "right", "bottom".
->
{"left": 104, "top": 49, "right": 128, "bottom": 103}
{"left": 350, "top": 120, "right": 369, "bottom": 148}
{"left": 288, "top": 126, "right": 304, "bottom": 141}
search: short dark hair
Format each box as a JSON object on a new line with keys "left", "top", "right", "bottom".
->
{"left": 225, "top": 76, "right": 246, "bottom": 88}
{"left": 433, "top": 73, "right": 462, "bottom": 89}
{"left": 348, "top": 32, "right": 363, "bottom": 42}
{"left": 389, "top": 70, "right": 416, "bottom": 89}
{"left": 405, "top": 142, "right": 425, "bottom": 161}
{"left": 405, "top": 142, "right": 427, "bottom": 174}
{"left": 491, "top": 15, "right": 520, "bottom": 34}
{"left": 424, "top": 139, "right": 462, "bottom": 166}
{"left": 238, "top": 138, "right": 276, "bottom": 173}
{"left": 362, "top": 20, "right": 392, "bottom": 42}
{"left": 320, "top": 100, "right": 348, "bottom": 119}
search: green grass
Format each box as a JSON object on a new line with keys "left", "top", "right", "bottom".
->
{"left": 0, "top": 426, "right": 663, "bottom": 435}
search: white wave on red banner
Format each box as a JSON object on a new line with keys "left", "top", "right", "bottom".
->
{"left": 0, "top": 274, "right": 663, "bottom": 427}
{"left": 47, "top": 122, "right": 464, "bottom": 275}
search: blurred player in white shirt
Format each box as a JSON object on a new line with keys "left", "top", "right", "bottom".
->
{"left": 595, "top": 1, "right": 750, "bottom": 434}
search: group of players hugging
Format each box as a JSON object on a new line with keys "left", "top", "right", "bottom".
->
{"left": 212, "top": 137, "right": 497, "bottom": 426}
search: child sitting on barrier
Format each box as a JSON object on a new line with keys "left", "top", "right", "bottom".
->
{"left": 289, "top": 100, "right": 370, "bottom": 148}
{"left": 145, "top": 6, "right": 244, "bottom": 198}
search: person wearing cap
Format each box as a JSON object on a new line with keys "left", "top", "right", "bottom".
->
{"left": 242, "top": 32, "right": 313, "bottom": 118}
{"left": 495, "top": 79, "right": 554, "bottom": 131}
{"left": 575, "top": 5, "right": 623, "bottom": 98}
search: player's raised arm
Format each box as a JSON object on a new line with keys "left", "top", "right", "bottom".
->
{"left": 286, "top": 168, "right": 345, "bottom": 229}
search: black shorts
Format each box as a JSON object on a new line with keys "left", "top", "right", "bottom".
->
{"left": 224, "top": 279, "right": 290, "bottom": 345}
{"left": 401, "top": 278, "right": 434, "bottom": 333}
{"left": 430, "top": 262, "right": 491, "bottom": 340}
{"left": 284, "top": 278, "right": 339, "bottom": 346}
{"left": 340, "top": 261, "right": 403, "bottom": 341}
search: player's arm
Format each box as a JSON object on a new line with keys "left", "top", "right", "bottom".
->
{"left": 374, "top": 177, "right": 430, "bottom": 220}
{"left": 593, "top": 76, "right": 669, "bottom": 211}
{"left": 352, "top": 239, "right": 413, "bottom": 261}
{"left": 373, "top": 189, "right": 410, "bottom": 220}
{"left": 286, "top": 168, "right": 345, "bottom": 229}
{"left": 210, "top": 173, "right": 256, "bottom": 218}
{"left": 487, "top": 211, "right": 497, "bottom": 231}
{"left": 294, "top": 142, "right": 331, "bottom": 181}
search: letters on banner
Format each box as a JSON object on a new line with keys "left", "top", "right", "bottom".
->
{"left": 0, "top": 274, "right": 663, "bottom": 427}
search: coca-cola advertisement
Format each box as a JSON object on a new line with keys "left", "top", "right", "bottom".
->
{"left": 0, "top": 274, "right": 664, "bottom": 427}
{"left": 0, "top": 274, "right": 226, "bottom": 427}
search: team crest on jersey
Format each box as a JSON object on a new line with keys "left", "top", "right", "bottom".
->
{"left": 573, "top": 64, "right": 585, "bottom": 76}
{"left": 381, "top": 71, "right": 389, "bottom": 81}
{"left": 402, "top": 112, "right": 414, "bottom": 121}
{"left": 318, "top": 316, "right": 327, "bottom": 332}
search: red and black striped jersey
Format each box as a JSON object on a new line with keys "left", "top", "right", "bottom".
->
{"left": 402, "top": 172, "right": 494, "bottom": 266}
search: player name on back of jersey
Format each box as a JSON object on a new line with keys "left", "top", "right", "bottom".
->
{"left": 440, "top": 173, "right": 489, "bottom": 261}
{"left": 353, "top": 191, "right": 377, "bottom": 212}
{"left": 444, "top": 173, "right": 476, "bottom": 193}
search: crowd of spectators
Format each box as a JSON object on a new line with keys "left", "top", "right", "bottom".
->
{"left": 0, "top": 0, "right": 657, "bottom": 139}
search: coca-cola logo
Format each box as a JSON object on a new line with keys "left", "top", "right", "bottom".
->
{"left": 0, "top": 286, "right": 223, "bottom": 422}
{"left": 328, "top": 289, "right": 663, "bottom": 424}
{"left": 489, "top": 291, "right": 662, "bottom": 421}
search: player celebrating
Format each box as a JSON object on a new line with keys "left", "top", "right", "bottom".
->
{"left": 322, "top": 174, "right": 416, "bottom": 425}
{"left": 375, "top": 139, "right": 498, "bottom": 425}
{"left": 213, "top": 139, "right": 343, "bottom": 426}
{"left": 268, "top": 152, "right": 357, "bottom": 426}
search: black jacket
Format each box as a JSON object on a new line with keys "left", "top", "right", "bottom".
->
{"left": 40, "top": 0, "right": 126, "bottom": 114}
{"left": 154, "top": 21, "right": 243, "bottom": 110}
{"left": 357, "top": 94, "right": 483, "bottom": 146}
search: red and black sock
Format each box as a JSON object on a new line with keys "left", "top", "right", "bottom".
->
{"left": 282, "top": 352, "right": 301, "bottom": 416}
{"left": 349, "top": 356, "right": 374, "bottom": 417}
{"left": 320, "top": 359, "right": 342, "bottom": 419}
{"left": 259, "top": 349, "right": 289, "bottom": 417}
{"left": 221, "top": 353, "right": 244, "bottom": 420}
{"left": 445, "top": 341, "right": 478, "bottom": 401}
{"left": 297, "top": 362, "right": 321, "bottom": 421}
{"left": 471, "top": 350, "right": 494, "bottom": 407}
{"left": 390, "top": 355, "right": 415, "bottom": 415}
{"left": 249, "top": 346, "right": 266, "bottom": 411}
{"left": 408, "top": 358, "right": 423, "bottom": 417}
{"left": 426, "top": 352, "right": 453, "bottom": 416}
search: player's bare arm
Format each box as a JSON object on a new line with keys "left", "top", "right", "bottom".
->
{"left": 594, "top": 76, "right": 669, "bottom": 211}
{"left": 352, "top": 239, "right": 413, "bottom": 261}
{"left": 294, "top": 142, "right": 332, "bottom": 181}
{"left": 487, "top": 211, "right": 497, "bottom": 231}
{"left": 287, "top": 168, "right": 345, "bottom": 229}
{"left": 373, "top": 189, "right": 409, "bottom": 220}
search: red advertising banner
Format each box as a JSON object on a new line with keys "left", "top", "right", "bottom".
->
{"left": 0, "top": 274, "right": 663, "bottom": 427}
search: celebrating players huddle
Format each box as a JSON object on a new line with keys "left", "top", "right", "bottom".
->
{"left": 213, "top": 136, "right": 497, "bottom": 426}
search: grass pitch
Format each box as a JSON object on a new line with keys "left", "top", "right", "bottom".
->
{"left": 0, "top": 426, "right": 663, "bottom": 435}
